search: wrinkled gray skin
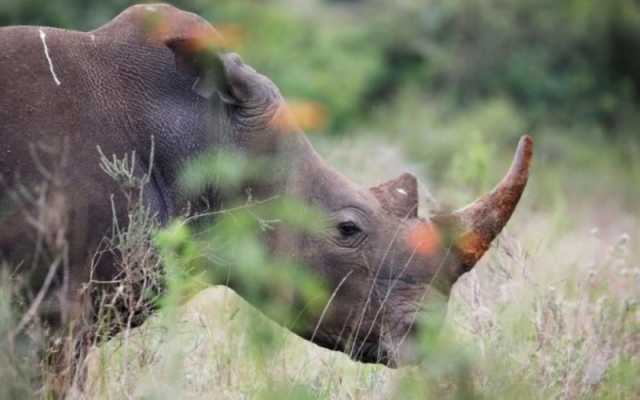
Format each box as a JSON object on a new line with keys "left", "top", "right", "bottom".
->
{"left": 0, "top": 4, "right": 531, "bottom": 366}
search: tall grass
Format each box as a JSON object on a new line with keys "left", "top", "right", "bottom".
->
{"left": 72, "top": 215, "right": 640, "bottom": 399}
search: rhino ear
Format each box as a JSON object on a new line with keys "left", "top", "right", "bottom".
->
{"left": 165, "top": 37, "right": 227, "bottom": 99}
{"left": 166, "top": 38, "right": 281, "bottom": 107}
{"left": 370, "top": 173, "right": 419, "bottom": 219}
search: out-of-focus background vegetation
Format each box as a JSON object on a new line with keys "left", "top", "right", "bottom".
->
{"left": 1, "top": 0, "right": 639, "bottom": 399}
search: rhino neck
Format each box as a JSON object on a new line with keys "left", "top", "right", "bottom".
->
{"left": 277, "top": 131, "right": 348, "bottom": 204}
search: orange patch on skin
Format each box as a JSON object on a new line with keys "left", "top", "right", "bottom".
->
{"left": 270, "top": 100, "right": 328, "bottom": 132}
{"left": 216, "top": 24, "right": 246, "bottom": 49}
{"left": 456, "top": 231, "right": 489, "bottom": 265}
{"left": 174, "top": 24, "right": 226, "bottom": 50}
{"left": 145, "top": 14, "right": 236, "bottom": 50}
{"left": 408, "top": 223, "right": 442, "bottom": 256}
{"left": 145, "top": 13, "right": 173, "bottom": 41}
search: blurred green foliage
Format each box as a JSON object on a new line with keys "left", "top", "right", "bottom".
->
{"left": 157, "top": 150, "right": 329, "bottom": 341}
{"left": 366, "top": 0, "right": 640, "bottom": 129}
{"left": 0, "top": 270, "right": 40, "bottom": 400}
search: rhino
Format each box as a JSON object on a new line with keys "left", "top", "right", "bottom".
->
{"left": 0, "top": 4, "right": 532, "bottom": 367}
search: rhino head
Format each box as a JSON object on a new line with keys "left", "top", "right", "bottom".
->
{"left": 164, "top": 24, "right": 532, "bottom": 367}
{"left": 280, "top": 134, "right": 532, "bottom": 365}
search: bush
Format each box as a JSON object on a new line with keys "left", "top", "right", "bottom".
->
{"left": 359, "top": 0, "right": 640, "bottom": 138}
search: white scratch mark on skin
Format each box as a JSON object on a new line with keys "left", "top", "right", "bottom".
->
{"left": 396, "top": 188, "right": 407, "bottom": 195}
{"left": 90, "top": 34, "right": 96, "bottom": 42}
{"left": 39, "top": 29, "right": 61, "bottom": 86}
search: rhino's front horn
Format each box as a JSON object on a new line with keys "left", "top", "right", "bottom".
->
{"left": 435, "top": 135, "right": 533, "bottom": 278}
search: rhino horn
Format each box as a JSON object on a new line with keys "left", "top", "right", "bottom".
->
{"left": 435, "top": 135, "right": 533, "bottom": 276}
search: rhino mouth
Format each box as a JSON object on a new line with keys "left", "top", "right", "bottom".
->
{"left": 349, "top": 339, "right": 396, "bottom": 366}
{"left": 310, "top": 331, "right": 397, "bottom": 367}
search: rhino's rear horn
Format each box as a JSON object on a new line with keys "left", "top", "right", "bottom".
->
{"left": 434, "top": 135, "right": 533, "bottom": 278}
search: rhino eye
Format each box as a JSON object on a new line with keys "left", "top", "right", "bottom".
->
{"left": 337, "top": 221, "right": 361, "bottom": 237}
